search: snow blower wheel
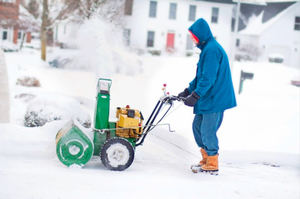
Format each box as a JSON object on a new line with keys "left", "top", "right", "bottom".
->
{"left": 100, "top": 138, "right": 135, "bottom": 171}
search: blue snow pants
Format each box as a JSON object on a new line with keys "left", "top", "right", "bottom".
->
{"left": 192, "top": 112, "right": 224, "bottom": 156}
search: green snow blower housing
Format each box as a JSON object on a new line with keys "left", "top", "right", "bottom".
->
{"left": 56, "top": 78, "right": 142, "bottom": 171}
{"left": 56, "top": 78, "right": 182, "bottom": 171}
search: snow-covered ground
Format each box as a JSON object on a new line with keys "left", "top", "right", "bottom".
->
{"left": 0, "top": 48, "right": 299, "bottom": 199}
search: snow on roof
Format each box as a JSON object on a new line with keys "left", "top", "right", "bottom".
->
{"left": 239, "top": 1, "right": 299, "bottom": 35}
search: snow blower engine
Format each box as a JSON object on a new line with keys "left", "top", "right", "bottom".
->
{"left": 55, "top": 78, "right": 183, "bottom": 171}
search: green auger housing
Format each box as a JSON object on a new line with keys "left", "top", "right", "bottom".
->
{"left": 55, "top": 120, "right": 94, "bottom": 167}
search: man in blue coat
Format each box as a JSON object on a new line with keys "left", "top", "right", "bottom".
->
{"left": 178, "top": 18, "right": 236, "bottom": 174}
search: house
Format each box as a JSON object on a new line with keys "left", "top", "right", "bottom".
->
{"left": 238, "top": 1, "right": 300, "bottom": 68}
{"left": 0, "top": 0, "right": 31, "bottom": 49}
{"left": 122, "top": 0, "right": 235, "bottom": 55}
{"left": 0, "top": 0, "right": 20, "bottom": 45}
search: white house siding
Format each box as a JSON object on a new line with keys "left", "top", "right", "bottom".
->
{"left": 123, "top": 0, "right": 234, "bottom": 55}
{"left": 0, "top": 49, "right": 10, "bottom": 123}
{"left": 239, "top": 2, "right": 300, "bottom": 68}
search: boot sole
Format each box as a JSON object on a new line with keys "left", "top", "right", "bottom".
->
{"left": 199, "top": 168, "right": 219, "bottom": 176}
{"left": 191, "top": 167, "right": 219, "bottom": 175}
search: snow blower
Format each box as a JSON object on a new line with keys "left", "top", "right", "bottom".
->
{"left": 56, "top": 78, "right": 183, "bottom": 171}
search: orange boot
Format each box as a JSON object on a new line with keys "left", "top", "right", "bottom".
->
{"left": 199, "top": 148, "right": 208, "bottom": 166}
{"left": 200, "top": 154, "right": 219, "bottom": 172}
{"left": 191, "top": 148, "right": 208, "bottom": 173}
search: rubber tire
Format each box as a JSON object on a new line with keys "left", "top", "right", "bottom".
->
{"left": 100, "top": 137, "right": 135, "bottom": 171}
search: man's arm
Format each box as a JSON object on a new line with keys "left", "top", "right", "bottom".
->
{"left": 188, "top": 77, "right": 197, "bottom": 93}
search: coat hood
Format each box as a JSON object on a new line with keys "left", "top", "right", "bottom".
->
{"left": 188, "top": 18, "right": 213, "bottom": 49}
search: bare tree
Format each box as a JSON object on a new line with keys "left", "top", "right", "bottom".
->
{"left": 21, "top": 0, "right": 78, "bottom": 60}
{"left": 21, "top": 0, "right": 125, "bottom": 60}
{"left": 72, "top": 0, "right": 125, "bottom": 25}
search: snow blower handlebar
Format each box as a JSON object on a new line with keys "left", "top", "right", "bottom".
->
{"left": 136, "top": 84, "right": 184, "bottom": 146}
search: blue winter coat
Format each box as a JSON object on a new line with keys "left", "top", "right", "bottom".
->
{"left": 188, "top": 18, "right": 236, "bottom": 114}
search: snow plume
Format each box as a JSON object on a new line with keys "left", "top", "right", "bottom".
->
{"left": 241, "top": 11, "right": 264, "bottom": 35}
{"left": 63, "top": 17, "right": 142, "bottom": 78}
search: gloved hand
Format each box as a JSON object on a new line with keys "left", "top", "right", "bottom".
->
{"left": 184, "top": 92, "right": 200, "bottom": 107}
{"left": 178, "top": 88, "right": 190, "bottom": 98}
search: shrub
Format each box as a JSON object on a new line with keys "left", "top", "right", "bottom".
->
{"left": 16, "top": 76, "right": 41, "bottom": 87}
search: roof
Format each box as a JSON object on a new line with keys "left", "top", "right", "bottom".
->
{"left": 195, "top": 0, "right": 298, "bottom": 4}
{"left": 238, "top": 1, "right": 296, "bottom": 30}
{"left": 239, "top": 1, "right": 299, "bottom": 35}
{"left": 194, "top": 1, "right": 297, "bottom": 31}
{"left": 195, "top": 0, "right": 234, "bottom": 4}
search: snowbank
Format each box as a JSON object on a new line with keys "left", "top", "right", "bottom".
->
{"left": 0, "top": 49, "right": 10, "bottom": 122}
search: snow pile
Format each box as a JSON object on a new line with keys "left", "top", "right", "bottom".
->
{"left": 51, "top": 17, "right": 142, "bottom": 77}
{"left": 24, "top": 95, "right": 91, "bottom": 127}
{"left": 0, "top": 49, "right": 10, "bottom": 123}
{"left": 0, "top": 41, "right": 19, "bottom": 52}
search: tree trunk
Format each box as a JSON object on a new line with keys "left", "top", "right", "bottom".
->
{"left": 41, "top": 0, "right": 49, "bottom": 61}
{"left": 41, "top": 28, "right": 47, "bottom": 60}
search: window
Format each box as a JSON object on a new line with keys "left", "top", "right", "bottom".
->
{"left": 147, "top": 31, "right": 155, "bottom": 47}
{"left": 149, "top": 1, "right": 157, "bottom": 18}
{"left": 236, "top": 39, "right": 240, "bottom": 47}
{"left": 211, "top": 7, "right": 219, "bottom": 24}
{"left": 2, "top": 31, "right": 8, "bottom": 40}
{"left": 123, "top": 29, "right": 131, "bottom": 46}
{"left": 294, "top": 16, "right": 300, "bottom": 31}
{"left": 169, "top": 3, "right": 177, "bottom": 20}
{"left": 188, "top": 5, "right": 196, "bottom": 21}
{"left": 0, "top": 0, "right": 15, "bottom": 3}
{"left": 231, "top": 18, "right": 236, "bottom": 32}
{"left": 124, "top": 0, "right": 133, "bottom": 16}
{"left": 186, "top": 34, "right": 193, "bottom": 50}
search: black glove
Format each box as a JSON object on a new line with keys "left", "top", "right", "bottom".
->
{"left": 178, "top": 88, "right": 190, "bottom": 98}
{"left": 184, "top": 92, "right": 200, "bottom": 107}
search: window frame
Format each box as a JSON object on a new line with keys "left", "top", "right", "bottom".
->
{"left": 147, "top": 31, "right": 155, "bottom": 47}
{"left": 0, "top": 0, "right": 15, "bottom": 3}
{"left": 149, "top": 1, "right": 157, "bottom": 18}
{"left": 294, "top": 16, "right": 300, "bottom": 31}
{"left": 236, "top": 38, "right": 240, "bottom": 47}
{"left": 211, "top": 7, "right": 219, "bottom": 24}
{"left": 2, "top": 30, "right": 8, "bottom": 40}
{"left": 123, "top": 29, "right": 131, "bottom": 46}
{"left": 188, "top": 5, "right": 196, "bottom": 21}
{"left": 124, "top": 0, "right": 133, "bottom": 16}
{"left": 169, "top": 3, "right": 177, "bottom": 20}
